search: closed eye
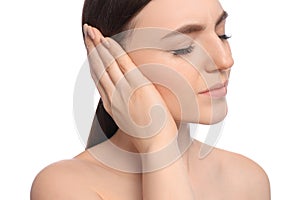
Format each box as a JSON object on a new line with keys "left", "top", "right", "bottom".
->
{"left": 170, "top": 45, "right": 195, "bottom": 56}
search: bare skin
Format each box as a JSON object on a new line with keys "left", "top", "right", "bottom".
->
{"left": 31, "top": 0, "right": 271, "bottom": 199}
{"left": 31, "top": 141, "right": 270, "bottom": 199}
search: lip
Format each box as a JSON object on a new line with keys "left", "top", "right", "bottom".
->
{"left": 199, "top": 81, "right": 228, "bottom": 98}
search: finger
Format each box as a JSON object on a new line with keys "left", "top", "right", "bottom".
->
{"left": 89, "top": 26, "right": 110, "bottom": 48}
{"left": 90, "top": 27, "right": 124, "bottom": 85}
{"left": 83, "top": 24, "right": 95, "bottom": 54}
{"left": 87, "top": 46, "right": 106, "bottom": 82}
{"left": 105, "top": 37, "right": 137, "bottom": 74}
{"left": 91, "top": 68, "right": 115, "bottom": 107}
{"left": 86, "top": 25, "right": 118, "bottom": 86}
{"left": 105, "top": 38, "right": 151, "bottom": 88}
{"left": 124, "top": 68, "right": 152, "bottom": 89}
{"left": 88, "top": 46, "right": 116, "bottom": 96}
{"left": 84, "top": 25, "right": 115, "bottom": 102}
{"left": 88, "top": 25, "right": 103, "bottom": 46}
{"left": 95, "top": 43, "right": 124, "bottom": 85}
{"left": 96, "top": 83, "right": 112, "bottom": 115}
{"left": 87, "top": 26, "right": 134, "bottom": 109}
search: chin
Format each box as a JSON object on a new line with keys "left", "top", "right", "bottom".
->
{"left": 178, "top": 111, "right": 227, "bottom": 126}
{"left": 207, "top": 110, "right": 227, "bottom": 124}
{"left": 204, "top": 101, "right": 228, "bottom": 125}
{"left": 179, "top": 99, "right": 228, "bottom": 125}
{"left": 168, "top": 94, "right": 229, "bottom": 125}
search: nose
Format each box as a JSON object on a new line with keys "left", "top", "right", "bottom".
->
{"left": 204, "top": 34, "right": 234, "bottom": 72}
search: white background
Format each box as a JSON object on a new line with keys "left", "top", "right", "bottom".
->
{"left": 0, "top": 0, "right": 299, "bottom": 199}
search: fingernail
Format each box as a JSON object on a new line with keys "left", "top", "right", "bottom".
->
{"left": 83, "top": 24, "right": 88, "bottom": 37}
{"left": 102, "top": 38, "right": 110, "bottom": 48}
{"left": 87, "top": 26, "right": 95, "bottom": 40}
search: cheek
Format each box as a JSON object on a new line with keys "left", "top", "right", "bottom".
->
{"left": 129, "top": 50, "right": 207, "bottom": 120}
{"left": 128, "top": 49, "right": 161, "bottom": 66}
{"left": 129, "top": 50, "right": 200, "bottom": 86}
{"left": 154, "top": 84, "right": 183, "bottom": 122}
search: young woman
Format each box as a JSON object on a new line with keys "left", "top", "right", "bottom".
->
{"left": 31, "top": 0, "right": 271, "bottom": 199}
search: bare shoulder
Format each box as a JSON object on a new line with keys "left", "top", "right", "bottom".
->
{"left": 30, "top": 156, "right": 105, "bottom": 200}
{"left": 214, "top": 147, "right": 271, "bottom": 199}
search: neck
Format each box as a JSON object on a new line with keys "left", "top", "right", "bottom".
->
{"left": 88, "top": 122, "right": 196, "bottom": 173}
{"left": 110, "top": 121, "right": 192, "bottom": 153}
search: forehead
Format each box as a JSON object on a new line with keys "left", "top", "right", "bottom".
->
{"left": 133, "top": 0, "right": 224, "bottom": 30}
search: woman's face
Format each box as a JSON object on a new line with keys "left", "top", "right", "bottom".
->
{"left": 120, "top": 0, "right": 234, "bottom": 125}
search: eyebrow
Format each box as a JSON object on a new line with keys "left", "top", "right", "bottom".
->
{"left": 161, "top": 11, "right": 228, "bottom": 40}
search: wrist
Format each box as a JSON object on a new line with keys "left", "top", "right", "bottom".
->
{"left": 139, "top": 123, "right": 193, "bottom": 173}
{"left": 140, "top": 136, "right": 182, "bottom": 172}
{"left": 132, "top": 120, "right": 178, "bottom": 153}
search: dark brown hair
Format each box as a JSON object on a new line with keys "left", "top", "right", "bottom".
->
{"left": 82, "top": 0, "right": 151, "bottom": 149}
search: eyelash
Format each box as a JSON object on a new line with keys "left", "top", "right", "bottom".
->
{"left": 171, "top": 45, "right": 195, "bottom": 56}
{"left": 171, "top": 34, "right": 231, "bottom": 56}
{"left": 218, "top": 34, "right": 231, "bottom": 40}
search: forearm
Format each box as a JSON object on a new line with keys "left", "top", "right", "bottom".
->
{"left": 141, "top": 142, "right": 195, "bottom": 200}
